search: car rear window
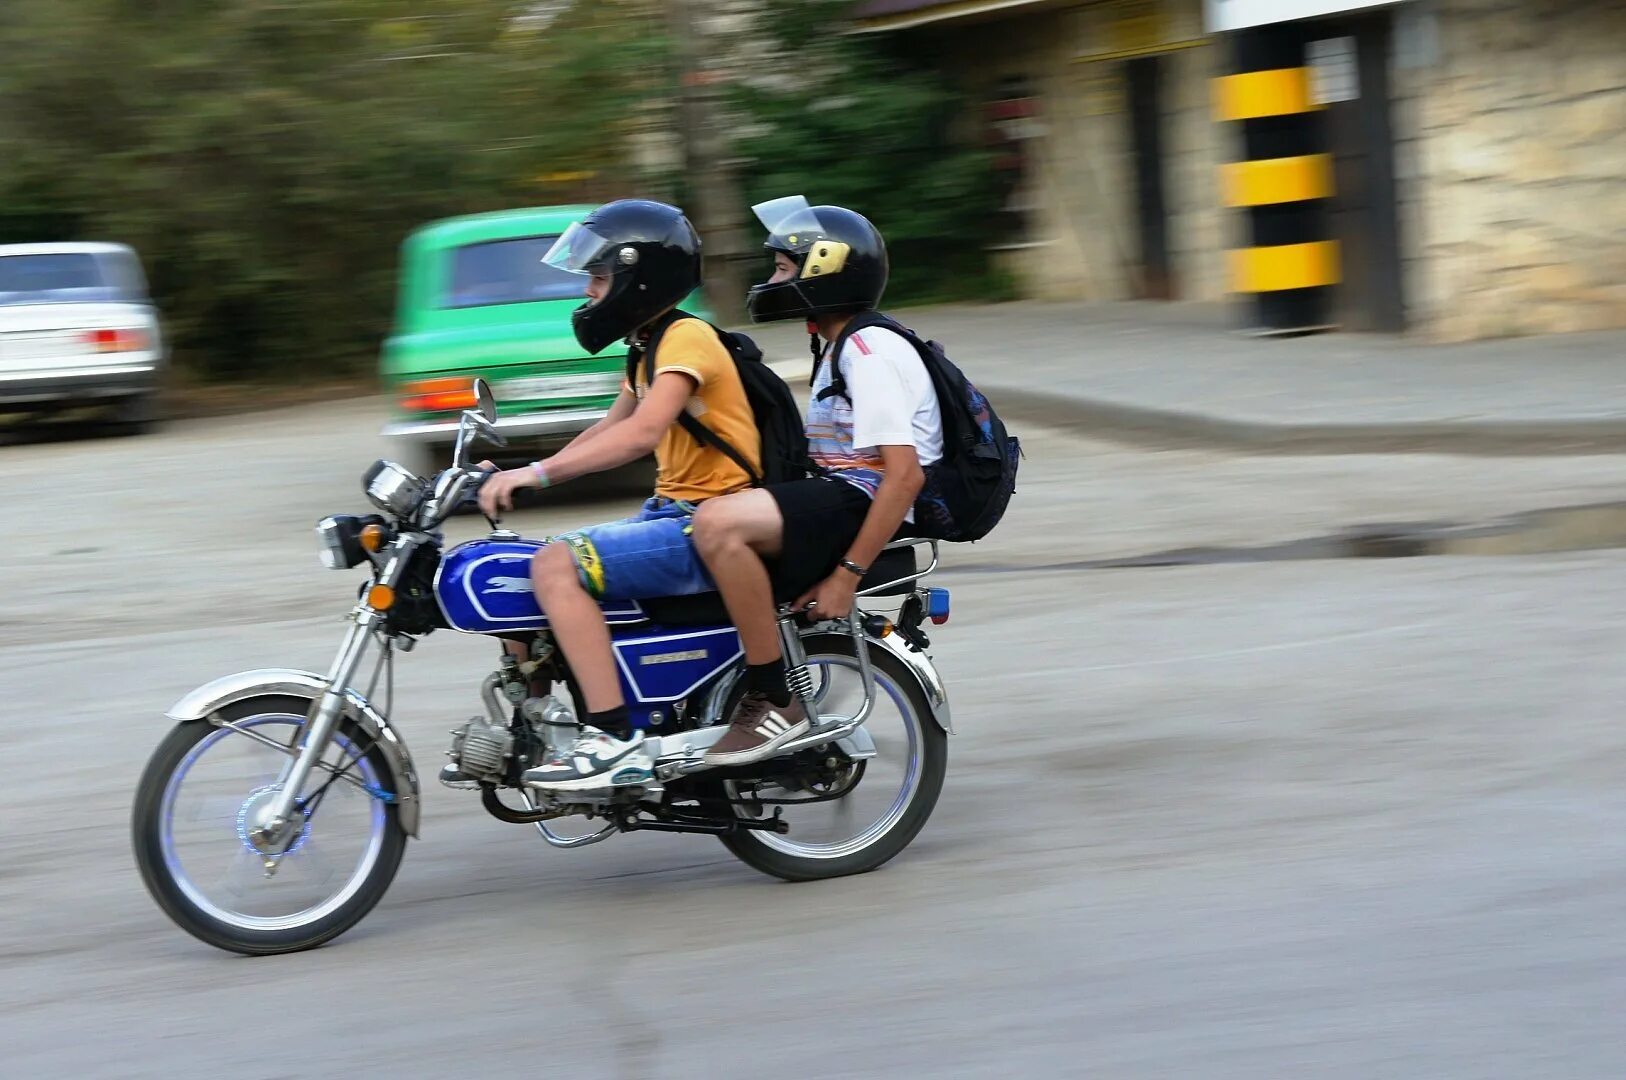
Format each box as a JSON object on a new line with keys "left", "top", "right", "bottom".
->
{"left": 0, "top": 251, "right": 148, "bottom": 306}
{"left": 442, "top": 235, "right": 587, "bottom": 309}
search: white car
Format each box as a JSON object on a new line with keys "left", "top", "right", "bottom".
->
{"left": 0, "top": 242, "right": 165, "bottom": 431}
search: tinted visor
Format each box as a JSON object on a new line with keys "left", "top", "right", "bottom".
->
{"left": 542, "top": 222, "right": 625, "bottom": 277}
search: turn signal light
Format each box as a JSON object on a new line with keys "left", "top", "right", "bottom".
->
{"left": 401, "top": 377, "right": 478, "bottom": 413}
{"left": 367, "top": 584, "right": 396, "bottom": 610}
{"left": 359, "top": 523, "right": 387, "bottom": 553}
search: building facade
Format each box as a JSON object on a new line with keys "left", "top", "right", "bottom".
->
{"left": 854, "top": 0, "right": 1626, "bottom": 340}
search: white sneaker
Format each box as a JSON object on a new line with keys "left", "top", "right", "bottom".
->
{"left": 522, "top": 727, "right": 654, "bottom": 793}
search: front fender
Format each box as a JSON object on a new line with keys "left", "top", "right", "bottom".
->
{"left": 166, "top": 668, "right": 422, "bottom": 837}
{"left": 866, "top": 633, "right": 953, "bottom": 735}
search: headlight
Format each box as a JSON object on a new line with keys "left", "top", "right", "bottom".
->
{"left": 315, "top": 515, "right": 373, "bottom": 570}
{"left": 363, "top": 460, "right": 423, "bottom": 519}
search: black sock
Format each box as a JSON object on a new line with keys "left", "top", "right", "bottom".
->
{"left": 743, "top": 659, "right": 792, "bottom": 707}
{"left": 587, "top": 706, "right": 632, "bottom": 740}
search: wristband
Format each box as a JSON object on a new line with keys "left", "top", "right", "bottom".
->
{"left": 838, "top": 559, "right": 867, "bottom": 579}
{"left": 530, "top": 461, "right": 552, "bottom": 489}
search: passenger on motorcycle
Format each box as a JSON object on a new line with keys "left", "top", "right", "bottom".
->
{"left": 477, "top": 199, "right": 761, "bottom": 793}
{"left": 691, "top": 197, "right": 944, "bottom": 766}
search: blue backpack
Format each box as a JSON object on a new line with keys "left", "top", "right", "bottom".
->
{"left": 824, "top": 312, "right": 1021, "bottom": 542}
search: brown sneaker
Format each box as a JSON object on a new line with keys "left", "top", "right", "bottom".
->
{"left": 702, "top": 692, "right": 812, "bottom": 766}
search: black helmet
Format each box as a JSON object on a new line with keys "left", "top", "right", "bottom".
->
{"left": 745, "top": 196, "right": 888, "bottom": 323}
{"left": 543, "top": 199, "right": 702, "bottom": 354}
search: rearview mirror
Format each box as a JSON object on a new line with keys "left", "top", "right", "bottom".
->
{"left": 473, "top": 378, "right": 497, "bottom": 423}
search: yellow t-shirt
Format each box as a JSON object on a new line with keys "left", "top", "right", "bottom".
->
{"left": 631, "top": 318, "right": 761, "bottom": 503}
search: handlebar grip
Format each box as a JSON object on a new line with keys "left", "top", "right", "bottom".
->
{"left": 452, "top": 466, "right": 494, "bottom": 508}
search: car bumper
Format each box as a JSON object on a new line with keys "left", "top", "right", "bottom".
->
{"left": 381, "top": 404, "right": 608, "bottom": 444}
{"left": 0, "top": 362, "right": 158, "bottom": 409}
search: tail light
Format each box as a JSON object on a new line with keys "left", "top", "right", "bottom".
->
{"left": 401, "top": 377, "right": 479, "bottom": 413}
{"left": 85, "top": 328, "right": 148, "bottom": 353}
{"left": 927, "top": 587, "right": 951, "bottom": 625}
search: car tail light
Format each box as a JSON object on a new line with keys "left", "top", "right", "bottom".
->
{"left": 85, "top": 328, "right": 148, "bottom": 353}
{"left": 401, "top": 377, "right": 478, "bottom": 413}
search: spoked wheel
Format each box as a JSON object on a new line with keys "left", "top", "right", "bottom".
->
{"left": 718, "top": 633, "right": 947, "bottom": 881}
{"left": 132, "top": 695, "right": 406, "bottom": 955}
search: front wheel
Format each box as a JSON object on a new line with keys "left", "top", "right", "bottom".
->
{"left": 131, "top": 696, "right": 407, "bottom": 955}
{"left": 718, "top": 634, "right": 947, "bottom": 882}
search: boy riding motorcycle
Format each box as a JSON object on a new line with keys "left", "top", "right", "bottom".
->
{"left": 476, "top": 199, "right": 761, "bottom": 793}
{"left": 691, "top": 197, "right": 944, "bottom": 766}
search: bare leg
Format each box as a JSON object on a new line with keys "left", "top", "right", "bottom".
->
{"left": 693, "top": 490, "right": 786, "bottom": 664}
{"left": 531, "top": 543, "right": 622, "bottom": 713}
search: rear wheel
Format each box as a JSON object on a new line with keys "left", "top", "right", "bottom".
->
{"left": 131, "top": 696, "right": 407, "bottom": 955}
{"left": 717, "top": 634, "right": 947, "bottom": 881}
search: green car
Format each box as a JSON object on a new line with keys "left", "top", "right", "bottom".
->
{"left": 381, "top": 205, "right": 705, "bottom": 473}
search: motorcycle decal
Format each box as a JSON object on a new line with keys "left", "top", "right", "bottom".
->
{"left": 639, "top": 649, "right": 708, "bottom": 665}
{"left": 612, "top": 626, "right": 741, "bottom": 702}
{"left": 486, "top": 575, "right": 533, "bottom": 594}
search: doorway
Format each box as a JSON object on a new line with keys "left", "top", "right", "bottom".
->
{"left": 1125, "top": 55, "right": 1174, "bottom": 299}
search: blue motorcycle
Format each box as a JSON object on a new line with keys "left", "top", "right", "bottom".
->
{"left": 133, "top": 381, "right": 953, "bottom": 955}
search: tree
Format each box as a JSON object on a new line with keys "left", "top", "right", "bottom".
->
{"left": 725, "top": 1, "right": 1006, "bottom": 304}
{"left": 0, "top": 0, "right": 669, "bottom": 379}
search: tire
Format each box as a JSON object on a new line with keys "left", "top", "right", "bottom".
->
{"left": 132, "top": 696, "right": 407, "bottom": 955}
{"left": 718, "top": 634, "right": 947, "bottom": 882}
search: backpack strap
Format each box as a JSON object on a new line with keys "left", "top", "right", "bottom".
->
{"left": 821, "top": 311, "right": 972, "bottom": 451}
{"left": 624, "top": 307, "right": 694, "bottom": 387}
{"left": 629, "top": 310, "right": 763, "bottom": 488}
{"left": 815, "top": 309, "right": 894, "bottom": 404}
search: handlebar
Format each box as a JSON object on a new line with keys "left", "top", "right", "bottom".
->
{"left": 456, "top": 465, "right": 493, "bottom": 508}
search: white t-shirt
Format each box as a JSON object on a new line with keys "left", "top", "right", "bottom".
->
{"left": 844, "top": 326, "right": 944, "bottom": 466}
{"left": 805, "top": 325, "right": 944, "bottom": 519}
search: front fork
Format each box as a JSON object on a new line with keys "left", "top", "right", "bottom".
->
{"left": 257, "top": 546, "right": 411, "bottom": 841}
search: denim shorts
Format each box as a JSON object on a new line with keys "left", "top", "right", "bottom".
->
{"left": 552, "top": 498, "right": 714, "bottom": 601}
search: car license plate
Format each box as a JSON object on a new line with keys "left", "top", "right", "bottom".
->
{"left": 499, "top": 373, "right": 621, "bottom": 401}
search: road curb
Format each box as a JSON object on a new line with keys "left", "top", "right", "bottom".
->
{"left": 770, "top": 355, "right": 1626, "bottom": 456}
{"left": 986, "top": 387, "right": 1626, "bottom": 457}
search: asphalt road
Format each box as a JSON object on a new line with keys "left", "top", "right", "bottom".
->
{"left": 4, "top": 403, "right": 1626, "bottom": 1078}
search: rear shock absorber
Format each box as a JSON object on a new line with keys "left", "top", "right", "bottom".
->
{"left": 778, "top": 613, "right": 817, "bottom": 706}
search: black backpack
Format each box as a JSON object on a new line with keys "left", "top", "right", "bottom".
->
{"left": 632, "top": 310, "right": 812, "bottom": 487}
{"left": 824, "top": 311, "right": 1021, "bottom": 542}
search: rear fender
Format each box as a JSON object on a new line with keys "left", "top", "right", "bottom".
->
{"left": 165, "top": 668, "right": 422, "bottom": 836}
{"left": 866, "top": 632, "right": 953, "bottom": 734}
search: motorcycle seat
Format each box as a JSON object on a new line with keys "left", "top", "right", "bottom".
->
{"left": 640, "top": 545, "right": 920, "bottom": 626}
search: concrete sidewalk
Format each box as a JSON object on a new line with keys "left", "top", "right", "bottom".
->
{"left": 755, "top": 300, "right": 1626, "bottom": 454}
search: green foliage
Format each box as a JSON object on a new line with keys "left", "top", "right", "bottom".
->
{"left": 0, "top": 0, "right": 666, "bottom": 379}
{"left": 0, "top": 0, "right": 1004, "bottom": 379}
{"left": 731, "top": 3, "right": 1006, "bottom": 304}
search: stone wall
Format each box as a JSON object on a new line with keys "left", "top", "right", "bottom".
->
{"left": 1160, "top": 23, "right": 1230, "bottom": 302}
{"left": 1405, "top": 0, "right": 1626, "bottom": 339}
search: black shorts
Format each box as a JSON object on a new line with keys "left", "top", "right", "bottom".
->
{"left": 767, "top": 476, "right": 872, "bottom": 600}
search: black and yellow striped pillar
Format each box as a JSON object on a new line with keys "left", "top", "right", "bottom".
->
{"left": 1213, "top": 25, "right": 1339, "bottom": 334}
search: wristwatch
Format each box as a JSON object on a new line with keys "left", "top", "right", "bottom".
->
{"left": 838, "top": 559, "right": 868, "bottom": 579}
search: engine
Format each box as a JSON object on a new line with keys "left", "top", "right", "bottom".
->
{"left": 443, "top": 694, "right": 579, "bottom": 788}
{"left": 446, "top": 717, "right": 514, "bottom": 785}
